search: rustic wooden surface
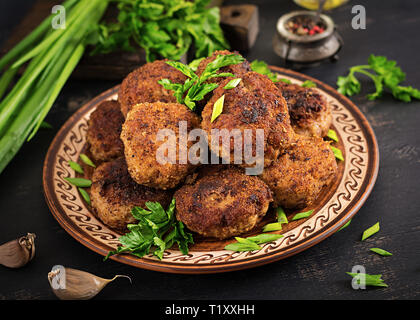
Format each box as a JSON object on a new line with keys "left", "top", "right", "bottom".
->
{"left": 0, "top": 0, "right": 419, "bottom": 300}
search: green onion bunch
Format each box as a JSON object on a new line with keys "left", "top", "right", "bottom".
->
{"left": 0, "top": 0, "right": 109, "bottom": 174}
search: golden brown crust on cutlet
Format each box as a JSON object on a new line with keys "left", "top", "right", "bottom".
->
{"left": 121, "top": 102, "right": 201, "bottom": 190}
{"left": 118, "top": 60, "right": 187, "bottom": 117}
{"left": 175, "top": 167, "right": 273, "bottom": 239}
{"left": 261, "top": 135, "right": 337, "bottom": 209}
{"left": 86, "top": 100, "right": 124, "bottom": 162}
{"left": 201, "top": 72, "right": 294, "bottom": 167}
{"left": 276, "top": 82, "right": 332, "bottom": 137}
{"left": 90, "top": 158, "right": 172, "bottom": 231}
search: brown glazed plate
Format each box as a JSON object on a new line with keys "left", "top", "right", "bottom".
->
{"left": 43, "top": 66, "right": 379, "bottom": 274}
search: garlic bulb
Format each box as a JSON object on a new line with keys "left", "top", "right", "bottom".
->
{"left": 48, "top": 266, "right": 131, "bottom": 300}
{"left": 0, "top": 233, "right": 36, "bottom": 268}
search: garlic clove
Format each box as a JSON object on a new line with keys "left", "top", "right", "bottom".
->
{"left": 48, "top": 266, "right": 131, "bottom": 300}
{"left": 0, "top": 233, "right": 36, "bottom": 268}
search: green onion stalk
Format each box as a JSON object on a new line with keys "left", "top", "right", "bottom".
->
{"left": 0, "top": 0, "right": 110, "bottom": 174}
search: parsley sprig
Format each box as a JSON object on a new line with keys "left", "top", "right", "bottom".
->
{"left": 105, "top": 198, "right": 193, "bottom": 260}
{"left": 337, "top": 54, "right": 420, "bottom": 102}
{"left": 91, "top": 0, "right": 229, "bottom": 62}
{"left": 158, "top": 54, "right": 244, "bottom": 110}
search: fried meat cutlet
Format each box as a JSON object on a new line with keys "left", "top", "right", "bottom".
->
{"left": 90, "top": 157, "right": 172, "bottom": 231}
{"left": 118, "top": 60, "right": 187, "bottom": 117}
{"left": 201, "top": 72, "right": 294, "bottom": 168}
{"left": 276, "top": 82, "right": 332, "bottom": 137}
{"left": 121, "top": 102, "right": 201, "bottom": 190}
{"left": 86, "top": 100, "right": 124, "bottom": 162}
{"left": 260, "top": 135, "right": 338, "bottom": 209}
{"left": 175, "top": 167, "right": 273, "bottom": 239}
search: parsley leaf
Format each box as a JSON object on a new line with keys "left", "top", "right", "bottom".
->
{"left": 250, "top": 59, "right": 280, "bottom": 82}
{"left": 159, "top": 53, "right": 244, "bottom": 110}
{"left": 337, "top": 54, "right": 420, "bottom": 102}
{"left": 301, "top": 80, "right": 317, "bottom": 88}
{"left": 92, "top": 0, "right": 229, "bottom": 62}
{"left": 104, "top": 198, "right": 193, "bottom": 260}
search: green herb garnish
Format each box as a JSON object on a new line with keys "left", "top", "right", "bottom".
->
{"left": 159, "top": 53, "right": 244, "bottom": 110}
{"left": 327, "top": 129, "right": 339, "bottom": 142}
{"left": 224, "top": 78, "right": 242, "bottom": 90}
{"left": 250, "top": 60, "right": 280, "bottom": 82}
{"left": 68, "top": 160, "right": 84, "bottom": 174}
{"left": 262, "top": 207, "right": 288, "bottom": 232}
{"left": 78, "top": 187, "right": 91, "bottom": 205}
{"left": 188, "top": 58, "right": 205, "bottom": 72}
{"left": 279, "top": 78, "right": 292, "bottom": 84}
{"left": 40, "top": 121, "right": 53, "bottom": 129}
{"left": 105, "top": 198, "right": 193, "bottom": 260}
{"left": 224, "top": 239, "right": 261, "bottom": 252}
{"left": 92, "top": 0, "right": 229, "bottom": 62}
{"left": 211, "top": 94, "right": 225, "bottom": 123}
{"left": 330, "top": 146, "right": 344, "bottom": 161}
{"left": 64, "top": 177, "right": 92, "bottom": 188}
{"left": 337, "top": 54, "right": 420, "bottom": 102}
{"left": 337, "top": 219, "right": 352, "bottom": 232}
{"left": 346, "top": 272, "right": 388, "bottom": 287}
{"left": 362, "top": 222, "right": 380, "bottom": 241}
{"left": 370, "top": 248, "right": 392, "bottom": 256}
{"left": 224, "top": 233, "right": 283, "bottom": 252}
{"left": 79, "top": 154, "right": 96, "bottom": 168}
{"left": 291, "top": 209, "right": 314, "bottom": 221}
{"left": 262, "top": 222, "right": 283, "bottom": 232}
{"left": 245, "top": 233, "right": 283, "bottom": 244}
{"left": 301, "top": 80, "right": 317, "bottom": 88}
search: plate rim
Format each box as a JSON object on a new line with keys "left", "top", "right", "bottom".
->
{"left": 43, "top": 66, "right": 379, "bottom": 274}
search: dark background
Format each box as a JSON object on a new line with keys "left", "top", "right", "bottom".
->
{"left": 0, "top": 0, "right": 419, "bottom": 300}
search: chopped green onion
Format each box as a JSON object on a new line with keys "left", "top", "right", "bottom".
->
{"left": 346, "top": 272, "right": 388, "bottom": 287}
{"left": 327, "top": 129, "right": 339, "bottom": 142}
{"left": 337, "top": 219, "right": 352, "bottom": 232}
{"left": 64, "top": 177, "right": 92, "bottom": 188}
{"left": 370, "top": 248, "right": 392, "bottom": 256}
{"left": 68, "top": 161, "right": 84, "bottom": 174}
{"left": 225, "top": 237, "right": 261, "bottom": 252}
{"left": 80, "top": 154, "right": 96, "bottom": 168}
{"left": 224, "top": 233, "right": 284, "bottom": 252}
{"left": 78, "top": 187, "right": 91, "bottom": 205}
{"left": 330, "top": 145, "right": 344, "bottom": 161}
{"left": 40, "top": 121, "right": 53, "bottom": 129}
{"left": 223, "top": 78, "right": 241, "bottom": 89}
{"left": 262, "top": 222, "right": 282, "bottom": 232}
{"left": 362, "top": 222, "right": 380, "bottom": 241}
{"left": 277, "top": 207, "right": 288, "bottom": 225}
{"left": 292, "top": 209, "right": 314, "bottom": 221}
{"left": 301, "top": 80, "right": 317, "bottom": 88}
{"left": 245, "top": 233, "right": 283, "bottom": 244}
{"left": 211, "top": 94, "right": 225, "bottom": 123}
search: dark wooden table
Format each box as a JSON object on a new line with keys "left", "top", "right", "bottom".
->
{"left": 0, "top": 0, "right": 419, "bottom": 300}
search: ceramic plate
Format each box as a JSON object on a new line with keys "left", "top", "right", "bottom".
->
{"left": 43, "top": 66, "right": 379, "bottom": 274}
